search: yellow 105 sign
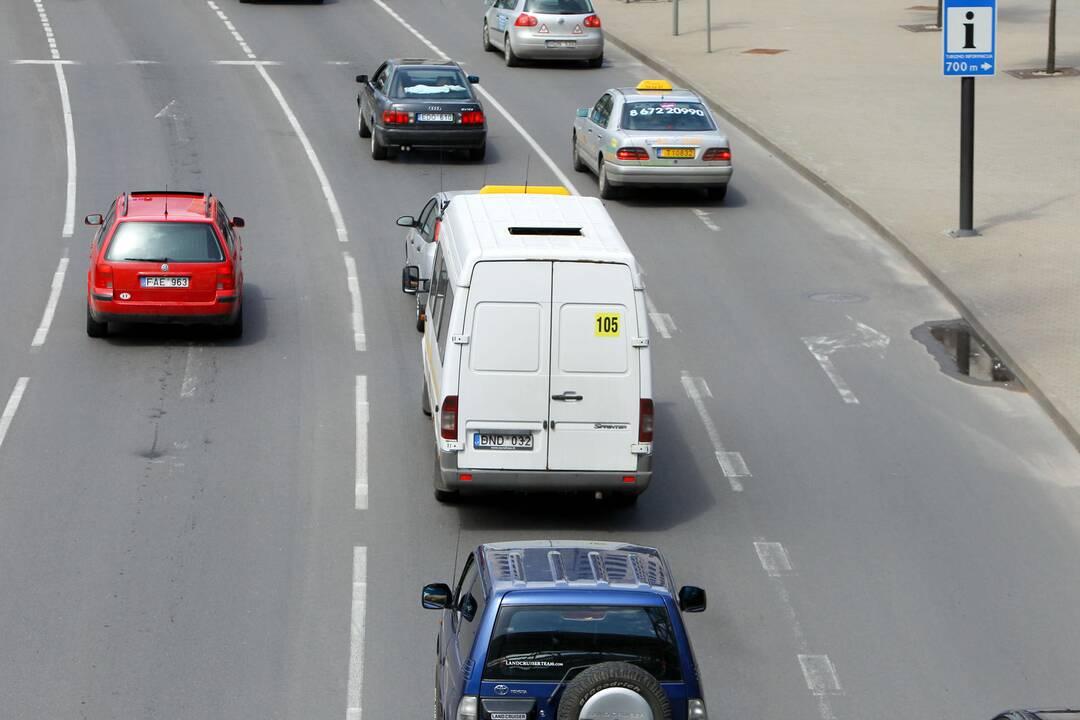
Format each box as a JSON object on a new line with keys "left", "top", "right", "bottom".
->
{"left": 594, "top": 312, "right": 621, "bottom": 337}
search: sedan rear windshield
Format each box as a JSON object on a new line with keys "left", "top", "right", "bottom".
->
{"left": 621, "top": 102, "right": 715, "bottom": 132}
{"left": 391, "top": 68, "right": 471, "bottom": 100}
{"left": 483, "top": 605, "right": 682, "bottom": 682}
{"left": 524, "top": 0, "right": 594, "bottom": 14}
{"left": 106, "top": 222, "right": 224, "bottom": 263}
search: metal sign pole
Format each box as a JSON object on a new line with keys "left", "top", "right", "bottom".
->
{"left": 957, "top": 76, "right": 976, "bottom": 235}
{"left": 706, "top": 0, "right": 712, "bottom": 52}
{"left": 673, "top": 0, "right": 680, "bottom": 36}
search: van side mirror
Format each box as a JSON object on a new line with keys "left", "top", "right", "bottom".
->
{"left": 576, "top": 107, "right": 589, "bottom": 118}
{"left": 397, "top": 215, "right": 417, "bottom": 228}
{"left": 84, "top": 213, "right": 103, "bottom": 226}
{"left": 678, "top": 586, "right": 707, "bottom": 612}
{"left": 402, "top": 265, "right": 421, "bottom": 294}
{"left": 467, "top": 75, "right": 480, "bottom": 84}
{"left": 356, "top": 74, "right": 369, "bottom": 84}
{"left": 230, "top": 217, "right": 245, "bottom": 228}
{"left": 422, "top": 583, "right": 452, "bottom": 609}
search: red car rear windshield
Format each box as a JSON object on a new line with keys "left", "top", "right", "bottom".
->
{"left": 106, "top": 222, "right": 224, "bottom": 263}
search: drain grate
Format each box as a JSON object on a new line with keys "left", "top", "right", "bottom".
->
{"left": 743, "top": 48, "right": 787, "bottom": 55}
{"left": 913, "top": 320, "right": 1022, "bottom": 390}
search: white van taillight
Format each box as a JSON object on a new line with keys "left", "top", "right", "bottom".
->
{"left": 457, "top": 696, "right": 478, "bottom": 720}
{"left": 639, "top": 399, "right": 654, "bottom": 443}
{"left": 440, "top": 395, "right": 459, "bottom": 440}
{"left": 688, "top": 699, "right": 708, "bottom": 720}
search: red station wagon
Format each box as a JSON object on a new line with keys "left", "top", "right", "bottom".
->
{"left": 85, "top": 190, "right": 245, "bottom": 338}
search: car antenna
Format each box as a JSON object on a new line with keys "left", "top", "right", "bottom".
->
{"left": 523, "top": 154, "right": 530, "bottom": 193}
{"left": 164, "top": 183, "right": 169, "bottom": 219}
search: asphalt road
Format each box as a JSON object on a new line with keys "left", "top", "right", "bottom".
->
{"left": 1, "top": 1, "right": 1079, "bottom": 719}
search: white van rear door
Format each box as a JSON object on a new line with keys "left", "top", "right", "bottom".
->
{"left": 457, "top": 261, "right": 552, "bottom": 471}
{"left": 547, "top": 262, "right": 639, "bottom": 472}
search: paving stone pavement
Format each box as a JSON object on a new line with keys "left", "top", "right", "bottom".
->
{"left": 596, "top": 0, "right": 1080, "bottom": 445}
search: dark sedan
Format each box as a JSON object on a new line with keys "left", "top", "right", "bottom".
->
{"left": 993, "top": 711, "right": 1080, "bottom": 720}
{"left": 356, "top": 59, "right": 487, "bottom": 161}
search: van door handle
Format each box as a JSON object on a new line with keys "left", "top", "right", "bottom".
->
{"left": 552, "top": 391, "right": 583, "bottom": 402}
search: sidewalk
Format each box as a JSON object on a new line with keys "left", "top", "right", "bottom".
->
{"left": 596, "top": 0, "right": 1080, "bottom": 444}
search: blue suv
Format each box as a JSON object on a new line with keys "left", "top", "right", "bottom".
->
{"left": 422, "top": 540, "right": 708, "bottom": 720}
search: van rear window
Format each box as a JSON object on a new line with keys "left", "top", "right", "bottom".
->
{"left": 106, "top": 222, "right": 224, "bottom": 262}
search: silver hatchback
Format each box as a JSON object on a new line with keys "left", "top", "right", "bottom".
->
{"left": 483, "top": 0, "right": 604, "bottom": 67}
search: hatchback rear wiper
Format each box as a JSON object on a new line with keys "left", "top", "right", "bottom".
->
{"left": 122, "top": 257, "right": 169, "bottom": 262}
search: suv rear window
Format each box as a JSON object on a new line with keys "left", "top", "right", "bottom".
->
{"left": 391, "top": 68, "right": 471, "bottom": 100}
{"left": 524, "top": 0, "right": 594, "bottom": 13}
{"left": 621, "top": 102, "right": 715, "bottom": 132}
{"left": 106, "top": 222, "right": 224, "bottom": 263}
{"left": 483, "top": 605, "right": 681, "bottom": 682}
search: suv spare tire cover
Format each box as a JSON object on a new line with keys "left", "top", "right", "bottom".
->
{"left": 556, "top": 662, "right": 672, "bottom": 720}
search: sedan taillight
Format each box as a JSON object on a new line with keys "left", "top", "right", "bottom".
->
{"left": 383, "top": 110, "right": 412, "bottom": 125}
{"left": 703, "top": 148, "right": 732, "bottom": 162}
{"left": 583, "top": 14, "right": 601, "bottom": 28}
{"left": 514, "top": 13, "right": 538, "bottom": 27}
{"left": 460, "top": 110, "right": 485, "bottom": 125}
{"left": 616, "top": 147, "right": 649, "bottom": 160}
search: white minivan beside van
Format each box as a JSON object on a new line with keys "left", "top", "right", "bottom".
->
{"left": 404, "top": 186, "right": 653, "bottom": 503}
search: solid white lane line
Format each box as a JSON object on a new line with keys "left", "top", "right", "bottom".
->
{"left": 803, "top": 346, "right": 858, "bottom": 404}
{"left": 753, "top": 541, "right": 793, "bottom": 578}
{"left": 343, "top": 252, "right": 367, "bottom": 352}
{"left": 644, "top": 293, "right": 674, "bottom": 339}
{"left": 0, "top": 378, "right": 31, "bottom": 452}
{"left": 212, "top": 60, "right": 282, "bottom": 66}
{"left": 31, "top": 255, "right": 68, "bottom": 348}
{"left": 180, "top": 345, "right": 200, "bottom": 398}
{"left": 355, "top": 375, "right": 368, "bottom": 510}
{"left": 679, "top": 373, "right": 749, "bottom": 491}
{"left": 11, "top": 59, "right": 78, "bottom": 65}
{"left": 345, "top": 546, "right": 368, "bottom": 720}
{"left": 369, "top": 0, "right": 580, "bottom": 195}
{"left": 691, "top": 208, "right": 720, "bottom": 232}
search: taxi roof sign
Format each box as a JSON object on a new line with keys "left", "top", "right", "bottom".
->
{"left": 479, "top": 185, "right": 571, "bottom": 196}
{"left": 636, "top": 79, "right": 673, "bottom": 91}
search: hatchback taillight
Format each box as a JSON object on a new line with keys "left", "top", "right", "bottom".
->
{"left": 216, "top": 270, "right": 236, "bottom": 291}
{"left": 440, "top": 395, "right": 459, "bottom": 441}
{"left": 515, "top": 13, "right": 538, "bottom": 26}
{"left": 703, "top": 148, "right": 732, "bottom": 162}
{"left": 639, "top": 398, "right": 654, "bottom": 443}
{"left": 583, "top": 14, "right": 601, "bottom": 28}
{"left": 460, "top": 110, "right": 485, "bottom": 125}
{"left": 616, "top": 147, "right": 649, "bottom": 160}
{"left": 383, "top": 110, "right": 411, "bottom": 125}
{"left": 96, "top": 262, "right": 114, "bottom": 289}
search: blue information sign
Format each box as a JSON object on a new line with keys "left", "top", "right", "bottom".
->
{"left": 942, "top": 0, "right": 997, "bottom": 76}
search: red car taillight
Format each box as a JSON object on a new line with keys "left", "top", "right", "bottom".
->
{"left": 216, "top": 270, "right": 236, "bottom": 291}
{"left": 639, "top": 399, "right": 654, "bottom": 443}
{"left": 460, "top": 110, "right": 485, "bottom": 125}
{"left": 616, "top": 147, "right": 649, "bottom": 160}
{"left": 440, "top": 395, "right": 459, "bottom": 440}
{"left": 383, "top": 110, "right": 412, "bottom": 125}
{"left": 95, "top": 262, "right": 114, "bottom": 289}
{"left": 703, "top": 148, "right": 732, "bottom": 162}
{"left": 583, "top": 14, "right": 601, "bottom": 28}
{"left": 515, "top": 13, "right": 538, "bottom": 26}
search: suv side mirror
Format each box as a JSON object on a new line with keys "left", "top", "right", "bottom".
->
{"left": 422, "top": 583, "right": 452, "bottom": 609}
{"left": 576, "top": 107, "right": 589, "bottom": 118}
{"left": 402, "top": 265, "right": 421, "bottom": 294}
{"left": 678, "top": 585, "right": 707, "bottom": 612}
{"left": 356, "top": 74, "right": 369, "bottom": 84}
{"left": 84, "top": 213, "right": 103, "bottom": 226}
{"left": 396, "top": 215, "right": 417, "bottom": 228}
{"left": 467, "top": 75, "right": 480, "bottom": 84}
{"left": 230, "top": 217, "right": 245, "bottom": 228}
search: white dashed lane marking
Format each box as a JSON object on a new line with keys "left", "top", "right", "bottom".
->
{"left": 0, "top": 378, "right": 31, "bottom": 453}
{"left": 355, "top": 375, "right": 368, "bottom": 510}
{"left": 345, "top": 546, "right": 368, "bottom": 720}
{"left": 31, "top": 255, "right": 68, "bottom": 348}
{"left": 680, "top": 373, "right": 750, "bottom": 491}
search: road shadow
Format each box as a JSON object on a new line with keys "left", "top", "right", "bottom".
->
{"left": 612, "top": 183, "right": 748, "bottom": 210}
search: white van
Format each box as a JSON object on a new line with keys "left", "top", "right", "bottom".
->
{"left": 405, "top": 186, "right": 653, "bottom": 503}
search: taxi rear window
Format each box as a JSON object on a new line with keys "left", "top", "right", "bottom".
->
{"left": 621, "top": 101, "right": 715, "bottom": 132}
{"left": 106, "top": 222, "right": 224, "bottom": 263}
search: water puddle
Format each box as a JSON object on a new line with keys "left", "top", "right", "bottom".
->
{"left": 913, "top": 320, "right": 1024, "bottom": 391}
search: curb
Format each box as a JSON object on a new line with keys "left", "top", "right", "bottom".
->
{"left": 602, "top": 29, "right": 1080, "bottom": 453}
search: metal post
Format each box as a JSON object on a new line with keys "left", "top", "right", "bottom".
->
{"left": 956, "top": 329, "right": 971, "bottom": 375}
{"left": 673, "top": 0, "right": 679, "bottom": 36}
{"left": 956, "top": 76, "right": 977, "bottom": 236}
{"left": 936, "top": 0, "right": 943, "bottom": 29}
{"left": 706, "top": 0, "right": 712, "bottom": 52}
{"left": 1047, "top": 0, "right": 1057, "bottom": 74}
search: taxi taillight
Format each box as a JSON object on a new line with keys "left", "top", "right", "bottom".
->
{"left": 703, "top": 148, "right": 732, "bottom": 162}
{"left": 514, "top": 13, "right": 538, "bottom": 27}
{"left": 616, "top": 147, "right": 649, "bottom": 160}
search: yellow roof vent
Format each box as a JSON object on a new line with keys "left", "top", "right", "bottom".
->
{"left": 479, "top": 185, "right": 571, "bottom": 196}
{"left": 636, "top": 79, "right": 673, "bottom": 91}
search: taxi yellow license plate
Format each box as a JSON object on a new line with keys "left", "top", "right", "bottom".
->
{"left": 658, "top": 148, "right": 696, "bottom": 159}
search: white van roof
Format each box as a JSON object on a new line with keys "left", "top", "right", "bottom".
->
{"left": 441, "top": 192, "right": 644, "bottom": 289}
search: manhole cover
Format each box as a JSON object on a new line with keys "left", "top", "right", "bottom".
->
{"left": 1005, "top": 67, "right": 1079, "bottom": 79}
{"left": 807, "top": 292, "right": 867, "bottom": 304}
{"left": 743, "top": 48, "right": 787, "bottom": 55}
{"left": 899, "top": 23, "right": 941, "bottom": 32}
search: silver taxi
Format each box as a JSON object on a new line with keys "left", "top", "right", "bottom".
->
{"left": 483, "top": 0, "right": 604, "bottom": 67}
{"left": 571, "top": 80, "right": 733, "bottom": 201}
